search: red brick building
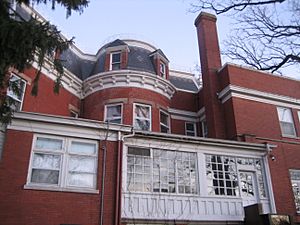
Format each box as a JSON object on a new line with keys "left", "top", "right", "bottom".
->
{"left": 0, "top": 3, "right": 299, "bottom": 225}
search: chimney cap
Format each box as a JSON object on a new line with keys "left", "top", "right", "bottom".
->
{"left": 194, "top": 12, "right": 217, "bottom": 26}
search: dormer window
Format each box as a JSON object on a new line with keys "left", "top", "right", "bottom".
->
{"left": 160, "top": 62, "right": 166, "bottom": 78}
{"left": 110, "top": 51, "right": 121, "bottom": 70}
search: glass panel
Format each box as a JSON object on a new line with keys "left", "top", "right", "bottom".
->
{"left": 206, "top": 155, "right": 238, "bottom": 196}
{"left": 31, "top": 169, "right": 59, "bottom": 184}
{"left": 7, "top": 75, "right": 25, "bottom": 101}
{"left": 186, "top": 123, "right": 195, "bottom": 131}
{"left": 32, "top": 153, "right": 61, "bottom": 170}
{"left": 128, "top": 147, "right": 150, "bottom": 156}
{"left": 277, "top": 107, "right": 293, "bottom": 122}
{"left": 35, "top": 137, "right": 63, "bottom": 150}
{"left": 281, "top": 122, "right": 296, "bottom": 136}
{"left": 112, "top": 63, "right": 121, "bottom": 70}
{"left": 135, "top": 105, "right": 150, "bottom": 118}
{"left": 160, "top": 112, "right": 168, "bottom": 126}
{"left": 68, "top": 156, "right": 95, "bottom": 173}
{"left": 134, "top": 119, "right": 150, "bottom": 131}
{"left": 70, "top": 142, "right": 96, "bottom": 155}
{"left": 68, "top": 172, "right": 94, "bottom": 187}
{"left": 108, "top": 118, "right": 121, "bottom": 124}
{"left": 112, "top": 52, "right": 121, "bottom": 63}
{"left": 106, "top": 104, "right": 122, "bottom": 123}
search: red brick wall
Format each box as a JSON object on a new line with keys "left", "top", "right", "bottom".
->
{"left": 195, "top": 13, "right": 226, "bottom": 139}
{"left": 171, "top": 119, "right": 186, "bottom": 135}
{"left": 21, "top": 67, "right": 81, "bottom": 117}
{"left": 267, "top": 142, "right": 300, "bottom": 221}
{"left": 221, "top": 64, "right": 300, "bottom": 99}
{"left": 228, "top": 97, "right": 300, "bottom": 221}
{"left": 83, "top": 87, "right": 171, "bottom": 132}
{"left": 0, "top": 129, "right": 119, "bottom": 225}
{"left": 170, "top": 90, "right": 198, "bottom": 112}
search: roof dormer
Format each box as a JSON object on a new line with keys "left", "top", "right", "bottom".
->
{"left": 104, "top": 39, "right": 130, "bottom": 71}
{"left": 149, "top": 49, "right": 169, "bottom": 79}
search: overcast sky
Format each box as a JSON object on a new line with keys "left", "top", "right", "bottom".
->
{"left": 33, "top": 0, "right": 299, "bottom": 79}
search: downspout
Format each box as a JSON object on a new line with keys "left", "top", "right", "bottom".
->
{"left": 100, "top": 123, "right": 110, "bottom": 225}
{"left": 114, "top": 128, "right": 135, "bottom": 225}
{"left": 99, "top": 144, "right": 107, "bottom": 225}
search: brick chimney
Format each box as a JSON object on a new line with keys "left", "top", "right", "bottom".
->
{"left": 195, "top": 12, "right": 226, "bottom": 139}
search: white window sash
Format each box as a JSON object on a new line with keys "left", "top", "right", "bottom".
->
{"left": 110, "top": 51, "right": 121, "bottom": 70}
{"left": 160, "top": 110, "right": 170, "bottom": 133}
{"left": 133, "top": 103, "right": 152, "bottom": 131}
{"left": 185, "top": 122, "right": 196, "bottom": 136}
{"left": 104, "top": 103, "right": 123, "bottom": 124}
{"left": 27, "top": 135, "right": 98, "bottom": 191}
{"left": 277, "top": 107, "right": 296, "bottom": 137}
{"left": 7, "top": 74, "right": 26, "bottom": 111}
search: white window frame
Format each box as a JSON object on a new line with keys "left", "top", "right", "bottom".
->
{"left": 104, "top": 103, "right": 123, "bottom": 124}
{"left": 133, "top": 103, "right": 152, "bottom": 131}
{"left": 200, "top": 119, "right": 208, "bottom": 138}
{"left": 160, "top": 62, "right": 166, "bottom": 78}
{"left": 277, "top": 107, "right": 297, "bottom": 137}
{"left": 7, "top": 74, "right": 26, "bottom": 111}
{"left": 159, "top": 110, "right": 170, "bottom": 133}
{"left": 185, "top": 122, "right": 197, "bottom": 136}
{"left": 25, "top": 135, "right": 98, "bottom": 193}
{"left": 290, "top": 169, "right": 300, "bottom": 213}
{"left": 126, "top": 147, "right": 198, "bottom": 195}
{"left": 110, "top": 51, "right": 121, "bottom": 70}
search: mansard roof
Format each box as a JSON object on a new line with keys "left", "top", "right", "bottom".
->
{"left": 60, "top": 39, "right": 199, "bottom": 92}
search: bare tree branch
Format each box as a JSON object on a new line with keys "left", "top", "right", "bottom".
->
{"left": 191, "top": 0, "right": 300, "bottom": 74}
{"left": 190, "top": 0, "right": 286, "bottom": 14}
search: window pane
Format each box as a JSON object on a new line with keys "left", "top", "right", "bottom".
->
{"left": 68, "top": 172, "right": 94, "bottom": 187}
{"left": 70, "top": 142, "right": 96, "bottom": 155}
{"left": 7, "top": 75, "right": 25, "bottom": 101}
{"left": 112, "top": 63, "right": 121, "bottom": 70}
{"left": 112, "top": 52, "right": 121, "bottom": 63}
{"left": 107, "top": 105, "right": 121, "bottom": 117}
{"left": 186, "top": 123, "right": 195, "bottom": 131}
{"left": 31, "top": 169, "right": 59, "bottom": 184}
{"left": 106, "top": 104, "right": 122, "bottom": 124}
{"left": 68, "top": 156, "right": 95, "bottom": 173}
{"left": 135, "top": 105, "right": 150, "bottom": 118}
{"left": 277, "top": 107, "right": 293, "bottom": 122}
{"left": 134, "top": 119, "right": 150, "bottom": 131}
{"left": 206, "top": 155, "right": 238, "bottom": 196}
{"left": 290, "top": 170, "right": 300, "bottom": 212}
{"left": 35, "top": 137, "right": 63, "bottom": 150}
{"left": 32, "top": 153, "right": 61, "bottom": 170}
{"left": 280, "top": 122, "right": 296, "bottom": 136}
{"left": 160, "top": 112, "right": 168, "bottom": 125}
{"left": 128, "top": 147, "right": 150, "bottom": 156}
{"left": 161, "top": 126, "right": 169, "bottom": 133}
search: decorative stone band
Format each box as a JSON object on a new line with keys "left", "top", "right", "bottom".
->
{"left": 83, "top": 70, "right": 177, "bottom": 99}
{"left": 219, "top": 84, "right": 300, "bottom": 110}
